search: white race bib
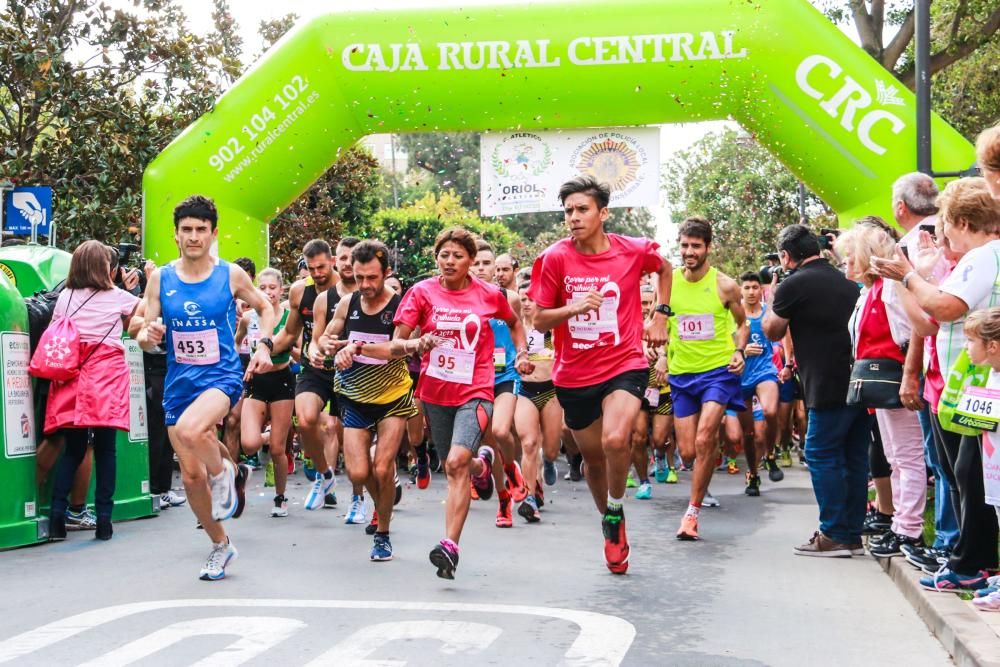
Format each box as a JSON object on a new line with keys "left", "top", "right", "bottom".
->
{"left": 350, "top": 331, "right": 390, "bottom": 365}
{"left": 955, "top": 385, "right": 1000, "bottom": 432}
{"left": 644, "top": 387, "right": 659, "bottom": 408}
{"left": 494, "top": 347, "right": 507, "bottom": 369}
{"left": 427, "top": 346, "right": 475, "bottom": 385}
{"left": 174, "top": 329, "right": 220, "bottom": 365}
{"left": 677, "top": 314, "right": 715, "bottom": 341}
{"left": 567, "top": 282, "right": 620, "bottom": 342}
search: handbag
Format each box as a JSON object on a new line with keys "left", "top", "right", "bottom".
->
{"left": 28, "top": 290, "right": 117, "bottom": 381}
{"left": 846, "top": 358, "right": 904, "bottom": 409}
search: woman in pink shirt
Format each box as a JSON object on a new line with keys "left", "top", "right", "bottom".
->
{"left": 394, "top": 227, "right": 531, "bottom": 580}
{"left": 46, "top": 241, "right": 139, "bottom": 541}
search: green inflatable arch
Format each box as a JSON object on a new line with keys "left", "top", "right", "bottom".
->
{"left": 142, "top": 0, "right": 975, "bottom": 265}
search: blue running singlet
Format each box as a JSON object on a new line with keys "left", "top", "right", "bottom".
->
{"left": 490, "top": 288, "right": 519, "bottom": 386}
{"left": 741, "top": 303, "right": 778, "bottom": 391}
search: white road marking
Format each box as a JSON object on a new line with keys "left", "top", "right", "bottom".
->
{"left": 0, "top": 599, "right": 635, "bottom": 666}
{"left": 76, "top": 616, "right": 305, "bottom": 667}
{"left": 306, "top": 621, "right": 502, "bottom": 666}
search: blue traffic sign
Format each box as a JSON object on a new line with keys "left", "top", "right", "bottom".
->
{"left": 4, "top": 187, "right": 52, "bottom": 235}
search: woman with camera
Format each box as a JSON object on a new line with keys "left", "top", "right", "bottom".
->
{"left": 44, "top": 240, "right": 139, "bottom": 541}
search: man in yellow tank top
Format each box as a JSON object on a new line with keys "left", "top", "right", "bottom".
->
{"left": 669, "top": 216, "right": 750, "bottom": 541}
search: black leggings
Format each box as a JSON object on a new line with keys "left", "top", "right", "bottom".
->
{"left": 51, "top": 427, "right": 116, "bottom": 520}
{"left": 869, "top": 419, "right": 891, "bottom": 479}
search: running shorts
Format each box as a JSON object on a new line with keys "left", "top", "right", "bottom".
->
{"left": 556, "top": 368, "right": 646, "bottom": 431}
{"left": 339, "top": 387, "right": 419, "bottom": 431}
{"left": 244, "top": 367, "right": 296, "bottom": 403}
{"left": 164, "top": 379, "right": 243, "bottom": 426}
{"left": 518, "top": 379, "right": 556, "bottom": 412}
{"left": 295, "top": 364, "right": 338, "bottom": 414}
{"left": 670, "top": 366, "right": 745, "bottom": 419}
{"left": 423, "top": 399, "right": 493, "bottom": 453}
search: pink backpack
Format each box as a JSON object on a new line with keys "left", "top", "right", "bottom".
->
{"left": 28, "top": 290, "right": 100, "bottom": 381}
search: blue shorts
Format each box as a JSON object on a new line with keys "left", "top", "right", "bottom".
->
{"left": 164, "top": 379, "right": 243, "bottom": 426}
{"left": 726, "top": 404, "right": 764, "bottom": 422}
{"left": 670, "top": 366, "right": 745, "bottom": 419}
{"left": 779, "top": 375, "right": 801, "bottom": 403}
{"left": 741, "top": 374, "right": 778, "bottom": 398}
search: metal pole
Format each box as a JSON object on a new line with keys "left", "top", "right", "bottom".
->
{"left": 389, "top": 134, "right": 399, "bottom": 208}
{"left": 915, "top": 0, "right": 932, "bottom": 175}
{"left": 797, "top": 182, "right": 807, "bottom": 221}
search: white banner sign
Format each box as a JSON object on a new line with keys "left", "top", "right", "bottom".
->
{"left": 480, "top": 127, "right": 660, "bottom": 216}
{"left": 2, "top": 332, "right": 35, "bottom": 457}
{"left": 125, "top": 339, "right": 148, "bottom": 442}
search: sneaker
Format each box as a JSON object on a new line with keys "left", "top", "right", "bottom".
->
{"left": 469, "top": 482, "right": 480, "bottom": 501}
{"left": 745, "top": 473, "right": 761, "bottom": 497}
{"left": 160, "top": 490, "right": 187, "bottom": 508}
{"left": 973, "top": 590, "right": 1000, "bottom": 612}
{"left": 904, "top": 545, "right": 950, "bottom": 572}
{"left": 869, "top": 531, "right": 922, "bottom": 558}
{"left": 793, "top": 531, "right": 853, "bottom": 557}
{"left": 264, "top": 461, "right": 275, "bottom": 487}
{"left": 303, "top": 458, "right": 317, "bottom": 481}
{"left": 862, "top": 509, "right": 893, "bottom": 535}
{"left": 394, "top": 473, "right": 403, "bottom": 506}
{"left": 271, "top": 494, "right": 288, "bottom": 517}
{"left": 535, "top": 485, "right": 545, "bottom": 508}
{"left": 602, "top": 510, "right": 630, "bottom": 574}
{"left": 703, "top": 491, "right": 721, "bottom": 508}
{"left": 779, "top": 447, "right": 793, "bottom": 467}
{"left": 233, "top": 463, "right": 251, "bottom": 519}
{"left": 370, "top": 533, "right": 393, "bottom": 562}
{"left": 518, "top": 497, "right": 541, "bottom": 523}
{"left": 345, "top": 495, "right": 367, "bottom": 524}
{"left": 324, "top": 491, "right": 337, "bottom": 508}
{"left": 305, "top": 471, "right": 335, "bottom": 511}
{"left": 366, "top": 510, "right": 380, "bottom": 536}
{"left": 727, "top": 458, "right": 739, "bottom": 475}
{"left": 635, "top": 481, "right": 652, "bottom": 500}
{"left": 472, "top": 446, "right": 495, "bottom": 501}
{"left": 543, "top": 459, "right": 558, "bottom": 486}
{"left": 209, "top": 459, "right": 238, "bottom": 522}
{"left": 975, "top": 585, "right": 1000, "bottom": 598}
{"left": 243, "top": 453, "right": 261, "bottom": 471}
{"left": 496, "top": 495, "right": 513, "bottom": 527}
{"left": 920, "top": 567, "right": 991, "bottom": 593}
{"left": 428, "top": 446, "right": 442, "bottom": 474}
{"left": 666, "top": 467, "right": 678, "bottom": 484}
{"left": 429, "top": 540, "right": 459, "bottom": 579}
{"left": 626, "top": 474, "right": 638, "bottom": 488}
{"left": 764, "top": 457, "right": 784, "bottom": 482}
{"left": 676, "top": 514, "right": 699, "bottom": 541}
{"left": 504, "top": 462, "right": 528, "bottom": 502}
{"left": 568, "top": 453, "right": 583, "bottom": 481}
{"left": 416, "top": 452, "right": 432, "bottom": 489}
{"left": 65, "top": 507, "right": 97, "bottom": 530}
{"left": 199, "top": 539, "right": 238, "bottom": 581}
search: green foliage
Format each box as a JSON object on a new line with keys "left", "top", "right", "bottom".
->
{"left": 664, "top": 128, "right": 826, "bottom": 277}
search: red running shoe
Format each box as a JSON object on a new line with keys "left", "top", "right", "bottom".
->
{"left": 496, "top": 495, "right": 513, "bottom": 527}
{"left": 602, "top": 510, "right": 630, "bottom": 574}
{"left": 504, "top": 461, "right": 528, "bottom": 503}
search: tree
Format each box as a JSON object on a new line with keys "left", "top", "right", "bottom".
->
{"left": 664, "top": 128, "right": 827, "bottom": 277}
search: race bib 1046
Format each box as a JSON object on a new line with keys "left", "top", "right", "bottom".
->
{"left": 954, "top": 385, "right": 1000, "bottom": 432}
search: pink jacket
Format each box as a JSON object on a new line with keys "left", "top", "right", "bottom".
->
{"left": 44, "top": 341, "right": 129, "bottom": 434}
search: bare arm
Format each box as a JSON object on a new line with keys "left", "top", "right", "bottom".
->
{"left": 644, "top": 256, "right": 673, "bottom": 347}
{"left": 127, "top": 299, "right": 146, "bottom": 339}
{"left": 314, "top": 293, "right": 350, "bottom": 367}
{"left": 901, "top": 274, "right": 969, "bottom": 323}
{"left": 234, "top": 311, "right": 250, "bottom": 349}
{"left": 533, "top": 291, "right": 601, "bottom": 332}
{"left": 231, "top": 266, "right": 274, "bottom": 375}
{"left": 722, "top": 277, "right": 748, "bottom": 373}
{"left": 763, "top": 309, "right": 789, "bottom": 341}
{"left": 273, "top": 282, "right": 305, "bottom": 353}
{"left": 136, "top": 270, "right": 165, "bottom": 352}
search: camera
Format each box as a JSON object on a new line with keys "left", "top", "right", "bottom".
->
{"left": 116, "top": 242, "right": 148, "bottom": 294}
{"left": 760, "top": 264, "right": 785, "bottom": 284}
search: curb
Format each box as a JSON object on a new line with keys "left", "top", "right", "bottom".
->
{"left": 878, "top": 556, "right": 1000, "bottom": 667}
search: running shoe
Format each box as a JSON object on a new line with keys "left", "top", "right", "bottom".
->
{"left": 233, "top": 463, "right": 251, "bottom": 518}
{"left": 345, "top": 495, "right": 367, "bottom": 524}
{"left": 535, "top": 484, "right": 545, "bottom": 508}
{"left": 394, "top": 473, "right": 403, "bottom": 506}
{"left": 264, "top": 461, "right": 275, "bottom": 487}
{"left": 429, "top": 540, "right": 459, "bottom": 579}
{"left": 518, "top": 497, "right": 541, "bottom": 523}
{"left": 727, "top": 458, "right": 739, "bottom": 475}
{"left": 472, "top": 446, "right": 495, "bottom": 501}
{"left": 626, "top": 474, "right": 638, "bottom": 488}
{"left": 496, "top": 495, "right": 513, "bottom": 527}
{"left": 65, "top": 507, "right": 97, "bottom": 530}
{"left": 243, "top": 453, "right": 261, "bottom": 470}
{"left": 416, "top": 451, "right": 432, "bottom": 489}
{"left": 973, "top": 590, "right": 1000, "bottom": 612}
{"left": 287, "top": 451, "right": 295, "bottom": 475}
{"left": 209, "top": 458, "right": 238, "bottom": 522}
{"left": 602, "top": 510, "right": 630, "bottom": 574}
{"left": 303, "top": 458, "right": 317, "bottom": 481}
{"left": 975, "top": 585, "right": 1000, "bottom": 598}
{"left": 745, "top": 473, "right": 761, "bottom": 497}
{"left": 677, "top": 514, "right": 699, "bottom": 540}
{"left": 779, "top": 447, "right": 793, "bottom": 467}
{"left": 869, "top": 531, "right": 922, "bottom": 559}
{"left": 920, "top": 567, "right": 991, "bottom": 593}
{"left": 862, "top": 509, "right": 893, "bottom": 535}
{"left": 569, "top": 453, "right": 583, "bottom": 481}
{"left": 764, "top": 457, "right": 784, "bottom": 482}
{"left": 543, "top": 459, "right": 558, "bottom": 486}
{"left": 370, "top": 533, "right": 393, "bottom": 562}
{"left": 666, "top": 467, "right": 679, "bottom": 484}
{"left": 305, "top": 470, "right": 335, "bottom": 511}
{"left": 366, "top": 511, "right": 379, "bottom": 536}
{"left": 271, "top": 494, "right": 288, "bottom": 517}
{"left": 429, "top": 445, "right": 442, "bottom": 473}
{"left": 903, "top": 545, "right": 950, "bottom": 572}
{"left": 635, "top": 481, "right": 652, "bottom": 500}
{"left": 654, "top": 457, "right": 668, "bottom": 484}
{"left": 160, "top": 490, "right": 187, "bottom": 508}
{"left": 199, "top": 539, "right": 238, "bottom": 581}
{"left": 469, "top": 483, "right": 480, "bottom": 501}
{"left": 324, "top": 491, "right": 337, "bottom": 508}
{"left": 703, "top": 491, "right": 721, "bottom": 508}
{"left": 504, "top": 461, "right": 528, "bottom": 502}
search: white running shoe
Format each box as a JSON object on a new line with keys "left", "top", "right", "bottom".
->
{"left": 199, "top": 539, "right": 238, "bottom": 581}
{"left": 271, "top": 494, "right": 288, "bottom": 518}
{"left": 703, "top": 491, "right": 721, "bottom": 508}
{"left": 160, "top": 490, "right": 187, "bottom": 508}
{"left": 209, "top": 459, "right": 238, "bottom": 521}
{"left": 345, "top": 495, "right": 367, "bottom": 524}
{"left": 305, "top": 469, "right": 335, "bottom": 511}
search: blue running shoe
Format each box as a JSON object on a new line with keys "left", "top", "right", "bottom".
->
{"left": 920, "top": 567, "right": 991, "bottom": 593}
{"left": 654, "top": 457, "right": 668, "bottom": 484}
{"left": 543, "top": 459, "right": 558, "bottom": 486}
{"left": 370, "top": 533, "right": 393, "bottom": 561}
{"left": 345, "top": 495, "right": 367, "bottom": 524}
{"left": 305, "top": 470, "right": 335, "bottom": 511}
{"left": 303, "top": 458, "right": 317, "bottom": 482}
{"left": 635, "top": 482, "right": 652, "bottom": 500}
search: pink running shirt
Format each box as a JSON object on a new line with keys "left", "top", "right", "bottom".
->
{"left": 395, "top": 276, "right": 515, "bottom": 406}
{"left": 528, "top": 234, "right": 663, "bottom": 388}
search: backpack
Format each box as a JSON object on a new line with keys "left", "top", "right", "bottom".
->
{"left": 25, "top": 280, "right": 65, "bottom": 355}
{"left": 28, "top": 289, "right": 108, "bottom": 382}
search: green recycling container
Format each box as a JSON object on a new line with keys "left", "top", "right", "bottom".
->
{"left": 0, "top": 271, "right": 46, "bottom": 548}
{"left": 0, "top": 245, "right": 157, "bottom": 524}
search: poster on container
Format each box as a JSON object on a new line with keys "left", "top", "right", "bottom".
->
{"left": 1, "top": 332, "right": 35, "bottom": 457}
{"left": 480, "top": 127, "right": 659, "bottom": 216}
{"left": 125, "top": 339, "right": 148, "bottom": 442}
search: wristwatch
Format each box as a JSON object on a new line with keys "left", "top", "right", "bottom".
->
{"left": 259, "top": 336, "right": 274, "bottom": 352}
{"left": 654, "top": 304, "right": 673, "bottom": 317}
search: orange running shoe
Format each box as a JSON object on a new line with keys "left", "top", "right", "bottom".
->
{"left": 496, "top": 495, "right": 513, "bottom": 527}
{"left": 504, "top": 461, "right": 528, "bottom": 503}
{"left": 677, "top": 514, "right": 700, "bottom": 541}
{"left": 470, "top": 482, "right": 480, "bottom": 501}
{"left": 727, "top": 458, "right": 739, "bottom": 475}
{"left": 602, "top": 510, "right": 630, "bottom": 574}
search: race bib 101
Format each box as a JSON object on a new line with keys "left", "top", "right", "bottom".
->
{"left": 677, "top": 314, "right": 715, "bottom": 341}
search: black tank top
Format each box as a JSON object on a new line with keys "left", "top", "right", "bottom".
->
{"left": 299, "top": 281, "right": 338, "bottom": 368}
{"left": 337, "top": 291, "right": 411, "bottom": 403}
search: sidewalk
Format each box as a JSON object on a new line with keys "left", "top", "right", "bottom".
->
{"left": 879, "top": 556, "right": 1000, "bottom": 667}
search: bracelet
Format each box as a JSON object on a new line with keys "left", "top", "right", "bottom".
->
{"left": 902, "top": 271, "right": 916, "bottom": 289}
{"left": 736, "top": 348, "right": 746, "bottom": 359}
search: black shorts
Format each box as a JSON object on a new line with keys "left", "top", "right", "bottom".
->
{"left": 295, "top": 365, "right": 338, "bottom": 413}
{"left": 409, "top": 370, "right": 421, "bottom": 393}
{"left": 495, "top": 380, "right": 516, "bottom": 397}
{"left": 339, "top": 388, "right": 419, "bottom": 431}
{"left": 244, "top": 367, "right": 296, "bottom": 403}
{"left": 556, "top": 368, "right": 647, "bottom": 431}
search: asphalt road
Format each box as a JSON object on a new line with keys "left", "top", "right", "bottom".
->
{"left": 0, "top": 460, "right": 951, "bottom": 666}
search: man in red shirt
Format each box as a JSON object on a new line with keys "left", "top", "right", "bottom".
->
{"left": 529, "top": 176, "right": 672, "bottom": 574}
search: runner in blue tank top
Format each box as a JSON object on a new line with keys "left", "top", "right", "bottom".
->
{"left": 137, "top": 195, "right": 276, "bottom": 582}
